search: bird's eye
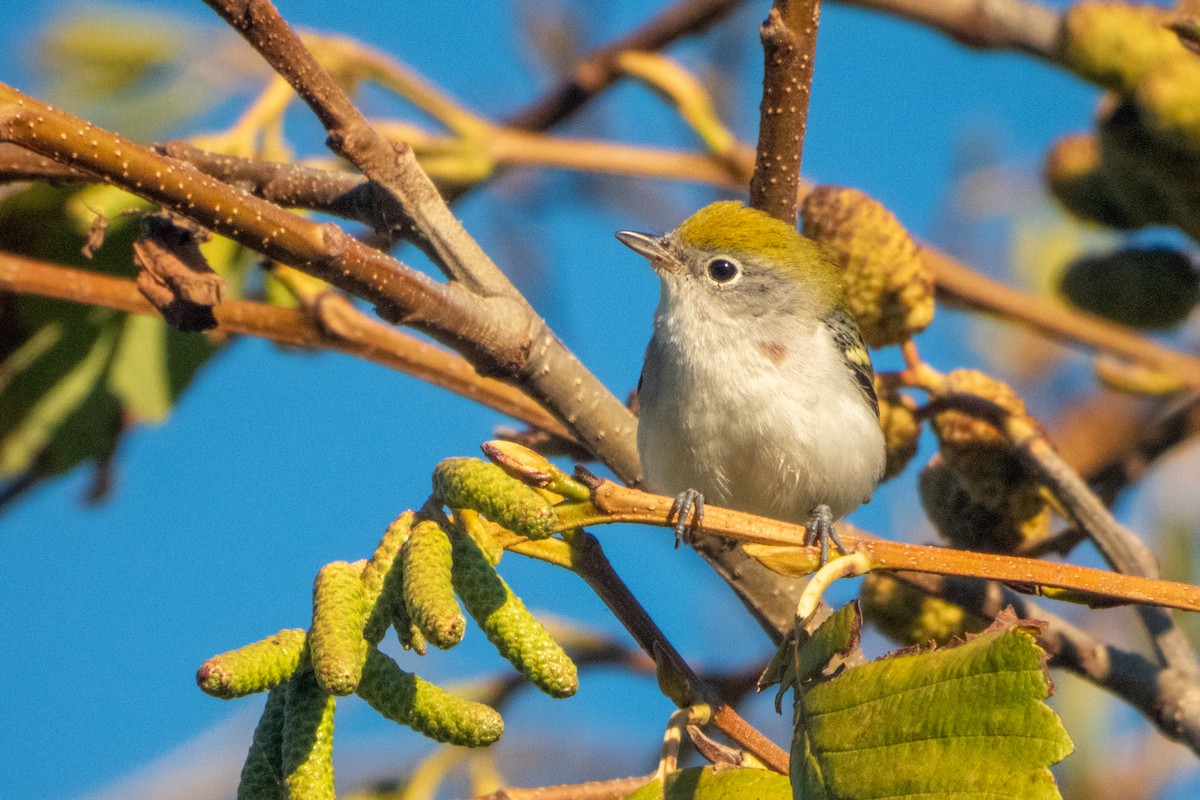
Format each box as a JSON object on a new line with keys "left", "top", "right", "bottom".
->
{"left": 706, "top": 258, "right": 739, "bottom": 283}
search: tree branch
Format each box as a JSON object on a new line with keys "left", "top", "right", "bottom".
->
{"left": 749, "top": 0, "right": 822, "bottom": 222}
{"left": 836, "top": 0, "right": 1063, "bottom": 60}
{"left": 505, "top": 0, "right": 745, "bottom": 132}
{"left": 0, "top": 81, "right": 642, "bottom": 485}
{"left": 0, "top": 251, "right": 571, "bottom": 438}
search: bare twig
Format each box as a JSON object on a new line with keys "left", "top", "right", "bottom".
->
{"left": 0, "top": 250, "right": 571, "bottom": 438}
{"left": 505, "top": 0, "right": 745, "bottom": 132}
{"left": 198, "top": 0, "right": 642, "bottom": 484}
{"left": 472, "top": 774, "right": 653, "bottom": 800}
{"left": 0, "top": 81, "right": 641, "bottom": 485}
{"left": 569, "top": 531, "right": 790, "bottom": 773}
{"left": 749, "top": 0, "right": 822, "bottom": 222}
{"left": 836, "top": 0, "right": 1063, "bottom": 60}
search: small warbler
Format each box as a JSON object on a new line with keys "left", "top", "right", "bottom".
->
{"left": 616, "top": 201, "right": 887, "bottom": 561}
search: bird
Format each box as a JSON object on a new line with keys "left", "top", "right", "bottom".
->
{"left": 616, "top": 200, "right": 887, "bottom": 563}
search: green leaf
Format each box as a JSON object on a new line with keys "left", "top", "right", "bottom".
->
{"left": 795, "top": 602, "right": 861, "bottom": 685}
{"left": 0, "top": 184, "right": 229, "bottom": 492}
{"left": 0, "top": 310, "right": 121, "bottom": 475}
{"left": 626, "top": 768, "right": 790, "bottom": 800}
{"left": 791, "top": 617, "right": 1072, "bottom": 800}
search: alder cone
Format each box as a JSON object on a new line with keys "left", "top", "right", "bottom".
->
{"left": 801, "top": 186, "right": 934, "bottom": 348}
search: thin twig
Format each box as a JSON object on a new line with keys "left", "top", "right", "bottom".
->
{"left": 835, "top": 0, "right": 1063, "bottom": 60}
{"left": 198, "top": 0, "right": 642, "bottom": 484}
{"left": 0, "top": 250, "right": 571, "bottom": 438}
{"left": 0, "top": 81, "right": 642, "bottom": 484}
{"left": 505, "top": 0, "right": 745, "bottom": 132}
{"left": 749, "top": 0, "right": 822, "bottom": 222}
{"left": 472, "top": 774, "right": 653, "bottom": 800}
{"left": 570, "top": 531, "right": 790, "bottom": 774}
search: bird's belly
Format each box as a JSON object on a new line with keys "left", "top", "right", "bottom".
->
{"left": 638, "top": 363, "right": 884, "bottom": 524}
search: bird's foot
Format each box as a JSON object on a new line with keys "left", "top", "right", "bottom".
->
{"left": 668, "top": 489, "right": 705, "bottom": 548}
{"left": 802, "top": 504, "right": 849, "bottom": 567}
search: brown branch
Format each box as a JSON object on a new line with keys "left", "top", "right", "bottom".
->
{"left": 925, "top": 248, "right": 1200, "bottom": 391}
{"left": 505, "top": 0, "right": 745, "bottom": 132}
{"left": 202, "top": 0, "right": 509, "bottom": 295}
{"left": 920, "top": 392, "right": 1200, "bottom": 680}
{"left": 0, "top": 250, "right": 571, "bottom": 438}
{"left": 569, "top": 532, "right": 790, "bottom": 773}
{"left": 574, "top": 479, "right": 1200, "bottom": 613}
{"left": 199, "top": 0, "right": 643, "bottom": 486}
{"left": 0, "top": 81, "right": 641, "bottom": 485}
{"left": 749, "top": 0, "right": 822, "bottom": 222}
{"left": 835, "top": 0, "right": 1063, "bottom": 60}
{"left": 473, "top": 774, "right": 653, "bottom": 800}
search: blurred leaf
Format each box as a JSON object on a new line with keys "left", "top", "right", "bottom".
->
{"left": 0, "top": 309, "right": 120, "bottom": 475}
{"left": 1060, "top": 247, "right": 1200, "bottom": 329}
{"left": 0, "top": 184, "right": 233, "bottom": 495}
{"left": 791, "top": 616, "right": 1072, "bottom": 800}
{"left": 626, "top": 767, "right": 791, "bottom": 800}
{"left": 35, "top": 3, "right": 255, "bottom": 140}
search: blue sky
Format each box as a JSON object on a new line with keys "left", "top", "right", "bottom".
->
{"left": 5, "top": 1, "right": 1192, "bottom": 799}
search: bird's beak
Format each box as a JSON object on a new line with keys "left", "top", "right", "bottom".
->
{"left": 615, "top": 230, "right": 670, "bottom": 263}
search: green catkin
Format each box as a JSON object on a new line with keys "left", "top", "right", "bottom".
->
{"left": 361, "top": 512, "right": 415, "bottom": 644}
{"left": 197, "top": 628, "right": 308, "bottom": 699}
{"left": 356, "top": 646, "right": 503, "bottom": 747}
{"left": 390, "top": 582, "right": 427, "bottom": 655}
{"left": 281, "top": 670, "right": 336, "bottom": 800}
{"left": 402, "top": 519, "right": 466, "bottom": 649}
{"left": 236, "top": 685, "right": 287, "bottom": 800}
{"left": 450, "top": 530, "right": 578, "bottom": 698}
{"left": 309, "top": 561, "right": 369, "bottom": 695}
{"left": 432, "top": 458, "right": 557, "bottom": 539}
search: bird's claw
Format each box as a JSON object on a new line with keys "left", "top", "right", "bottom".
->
{"left": 802, "top": 504, "right": 849, "bottom": 567}
{"left": 668, "top": 489, "right": 705, "bottom": 548}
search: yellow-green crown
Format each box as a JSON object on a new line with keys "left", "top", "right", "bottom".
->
{"left": 673, "top": 201, "right": 842, "bottom": 296}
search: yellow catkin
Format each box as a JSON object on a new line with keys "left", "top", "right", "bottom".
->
{"left": 197, "top": 628, "right": 308, "bottom": 699}
{"left": 432, "top": 458, "right": 557, "bottom": 539}
{"left": 1136, "top": 56, "right": 1200, "bottom": 150}
{"left": 309, "top": 561, "right": 369, "bottom": 696}
{"left": 356, "top": 646, "right": 504, "bottom": 746}
{"left": 281, "top": 670, "right": 336, "bottom": 800}
{"left": 860, "top": 573, "right": 986, "bottom": 647}
{"left": 801, "top": 186, "right": 934, "bottom": 348}
{"left": 402, "top": 519, "right": 466, "bottom": 650}
{"left": 1061, "top": 2, "right": 1185, "bottom": 93}
{"left": 236, "top": 686, "right": 287, "bottom": 800}
{"left": 451, "top": 531, "right": 578, "bottom": 698}
{"left": 361, "top": 512, "right": 415, "bottom": 644}
{"left": 875, "top": 378, "right": 920, "bottom": 482}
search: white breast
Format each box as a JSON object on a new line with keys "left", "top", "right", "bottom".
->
{"left": 637, "top": 293, "right": 885, "bottom": 524}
